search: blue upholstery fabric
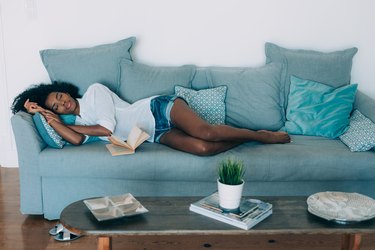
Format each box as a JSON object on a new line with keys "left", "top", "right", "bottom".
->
{"left": 118, "top": 60, "right": 195, "bottom": 103}
{"left": 40, "top": 37, "right": 135, "bottom": 95}
{"left": 285, "top": 76, "right": 357, "bottom": 138}
{"left": 208, "top": 63, "right": 285, "bottom": 130}
{"left": 175, "top": 85, "right": 227, "bottom": 124}
{"left": 36, "top": 134, "right": 375, "bottom": 219}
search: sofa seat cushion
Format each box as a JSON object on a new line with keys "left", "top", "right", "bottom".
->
{"left": 39, "top": 136, "right": 375, "bottom": 183}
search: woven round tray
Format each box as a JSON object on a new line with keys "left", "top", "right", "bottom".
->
{"left": 307, "top": 191, "right": 375, "bottom": 223}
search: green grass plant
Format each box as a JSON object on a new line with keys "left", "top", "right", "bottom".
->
{"left": 218, "top": 158, "right": 245, "bottom": 185}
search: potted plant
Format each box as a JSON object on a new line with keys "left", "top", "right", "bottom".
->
{"left": 217, "top": 158, "right": 246, "bottom": 211}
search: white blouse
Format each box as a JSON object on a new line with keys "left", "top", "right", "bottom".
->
{"left": 75, "top": 83, "right": 156, "bottom": 142}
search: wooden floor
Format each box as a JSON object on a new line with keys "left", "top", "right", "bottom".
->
{"left": 0, "top": 167, "right": 97, "bottom": 250}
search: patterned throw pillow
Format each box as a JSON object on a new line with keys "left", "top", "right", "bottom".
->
{"left": 33, "top": 112, "right": 66, "bottom": 148}
{"left": 339, "top": 110, "right": 375, "bottom": 152}
{"left": 175, "top": 85, "right": 227, "bottom": 124}
{"left": 33, "top": 113, "right": 99, "bottom": 148}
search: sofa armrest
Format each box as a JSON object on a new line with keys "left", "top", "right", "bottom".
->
{"left": 354, "top": 90, "right": 375, "bottom": 122}
{"left": 11, "top": 111, "right": 45, "bottom": 215}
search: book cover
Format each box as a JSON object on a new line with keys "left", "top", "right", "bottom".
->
{"left": 106, "top": 126, "right": 150, "bottom": 156}
{"left": 189, "top": 192, "right": 272, "bottom": 230}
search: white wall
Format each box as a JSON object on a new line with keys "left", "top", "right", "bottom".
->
{"left": 1, "top": 0, "right": 374, "bottom": 167}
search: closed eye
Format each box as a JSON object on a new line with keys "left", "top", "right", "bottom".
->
{"left": 52, "top": 92, "right": 60, "bottom": 111}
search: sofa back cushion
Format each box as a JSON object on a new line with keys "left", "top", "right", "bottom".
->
{"left": 40, "top": 37, "right": 135, "bottom": 95}
{"left": 208, "top": 63, "right": 286, "bottom": 130}
{"left": 265, "top": 42, "right": 358, "bottom": 109}
{"left": 191, "top": 68, "right": 211, "bottom": 89}
{"left": 118, "top": 60, "right": 196, "bottom": 103}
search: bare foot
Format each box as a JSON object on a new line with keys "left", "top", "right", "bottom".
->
{"left": 256, "top": 130, "right": 291, "bottom": 144}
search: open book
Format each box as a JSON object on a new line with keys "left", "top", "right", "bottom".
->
{"left": 106, "top": 126, "right": 150, "bottom": 156}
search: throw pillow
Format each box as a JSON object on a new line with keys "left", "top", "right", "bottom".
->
{"left": 265, "top": 42, "right": 358, "bottom": 109}
{"left": 40, "top": 37, "right": 135, "bottom": 95}
{"left": 208, "top": 63, "right": 285, "bottom": 131}
{"left": 59, "top": 114, "right": 76, "bottom": 125}
{"left": 118, "top": 59, "right": 195, "bottom": 103}
{"left": 33, "top": 112, "right": 66, "bottom": 149}
{"left": 339, "top": 110, "right": 375, "bottom": 152}
{"left": 285, "top": 76, "right": 358, "bottom": 138}
{"left": 33, "top": 113, "right": 99, "bottom": 148}
{"left": 174, "top": 85, "right": 227, "bottom": 124}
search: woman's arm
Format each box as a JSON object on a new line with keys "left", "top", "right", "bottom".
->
{"left": 67, "top": 124, "right": 111, "bottom": 136}
{"left": 48, "top": 120, "right": 86, "bottom": 145}
{"left": 43, "top": 110, "right": 111, "bottom": 145}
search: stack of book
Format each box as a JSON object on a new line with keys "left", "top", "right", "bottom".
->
{"left": 189, "top": 192, "right": 272, "bottom": 230}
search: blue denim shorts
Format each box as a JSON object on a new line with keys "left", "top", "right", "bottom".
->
{"left": 150, "top": 95, "right": 178, "bottom": 143}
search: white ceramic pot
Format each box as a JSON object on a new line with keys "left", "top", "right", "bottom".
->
{"left": 217, "top": 179, "right": 244, "bottom": 211}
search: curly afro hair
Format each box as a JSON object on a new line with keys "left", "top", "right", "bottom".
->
{"left": 11, "top": 82, "right": 81, "bottom": 114}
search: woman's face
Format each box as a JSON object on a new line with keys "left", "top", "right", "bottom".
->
{"left": 45, "top": 92, "right": 79, "bottom": 115}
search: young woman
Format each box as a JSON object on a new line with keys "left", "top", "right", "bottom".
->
{"left": 11, "top": 82, "right": 290, "bottom": 156}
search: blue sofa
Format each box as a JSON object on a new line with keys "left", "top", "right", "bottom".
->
{"left": 11, "top": 40, "right": 375, "bottom": 220}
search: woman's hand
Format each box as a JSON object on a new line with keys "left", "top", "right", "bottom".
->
{"left": 24, "top": 99, "right": 45, "bottom": 114}
{"left": 41, "top": 110, "right": 62, "bottom": 124}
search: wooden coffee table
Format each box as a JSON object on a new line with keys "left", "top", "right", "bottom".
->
{"left": 59, "top": 196, "right": 375, "bottom": 250}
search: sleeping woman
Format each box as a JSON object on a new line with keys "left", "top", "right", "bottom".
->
{"left": 11, "top": 82, "right": 290, "bottom": 156}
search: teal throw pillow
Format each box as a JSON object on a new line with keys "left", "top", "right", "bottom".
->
{"left": 59, "top": 114, "right": 76, "bottom": 125}
{"left": 175, "top": 85, "right": 227, "bottom": 124}
{"left": 33, "top": 112, "right": 65, "bottom": 148}
{"left": 118, "top": 59, "right": 195, "bottom": 103}
{"left": 265, "top": 42, "right": 358, "bottom": 110}
{"left": 208, "top": 63, "right": 285, "bottom": 130}
{"left": 33, "top": 113, "right": 99, "bottom": 148}
{"left": 40, "top": 37, "right": 135, "bottom": 95}
{"left": 339, "top": 110, "right": 375, "bottom": 152}
{"left": 285, "top": 76, "right": 358, "bottom": 138}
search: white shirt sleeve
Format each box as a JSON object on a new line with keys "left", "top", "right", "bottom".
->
{"left": 86, "top": 83, "right": 117, "bottom": 133}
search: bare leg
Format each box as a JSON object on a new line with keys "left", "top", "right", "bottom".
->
{"left": 160, "top": 128, "right": 241, "bottom": 156}
{"left": 170, "top": 99, "right": 290, "bottom": 144}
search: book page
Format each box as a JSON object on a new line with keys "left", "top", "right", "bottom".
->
{"left": 134, "top": 131, "right": 150, "bottom": 149}
{"left": 108, "top": 134, "right": 131, "bottom": 149}
{"left": 127, "top": 126, "right": 149, "bottom": 149}
{"left": 106, "top": 144, "right": 134, "bottom": 156}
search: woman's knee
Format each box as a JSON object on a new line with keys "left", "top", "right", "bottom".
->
{"left": 195, "top": 125, "right": 219, "bottom": 141}
{"left": 192, "top": 141, "right": 218, "bottom": 156}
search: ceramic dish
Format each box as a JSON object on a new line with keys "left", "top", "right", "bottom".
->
{"left": 84, "top": 193, "right": 148, "bottom": 221}
{"left": 307, "top": 191, "right": 375, "bottom": 224}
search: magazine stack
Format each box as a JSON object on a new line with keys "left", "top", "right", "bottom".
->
{"left": 189, "top": 192, "right": 272, "bottom": 230}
